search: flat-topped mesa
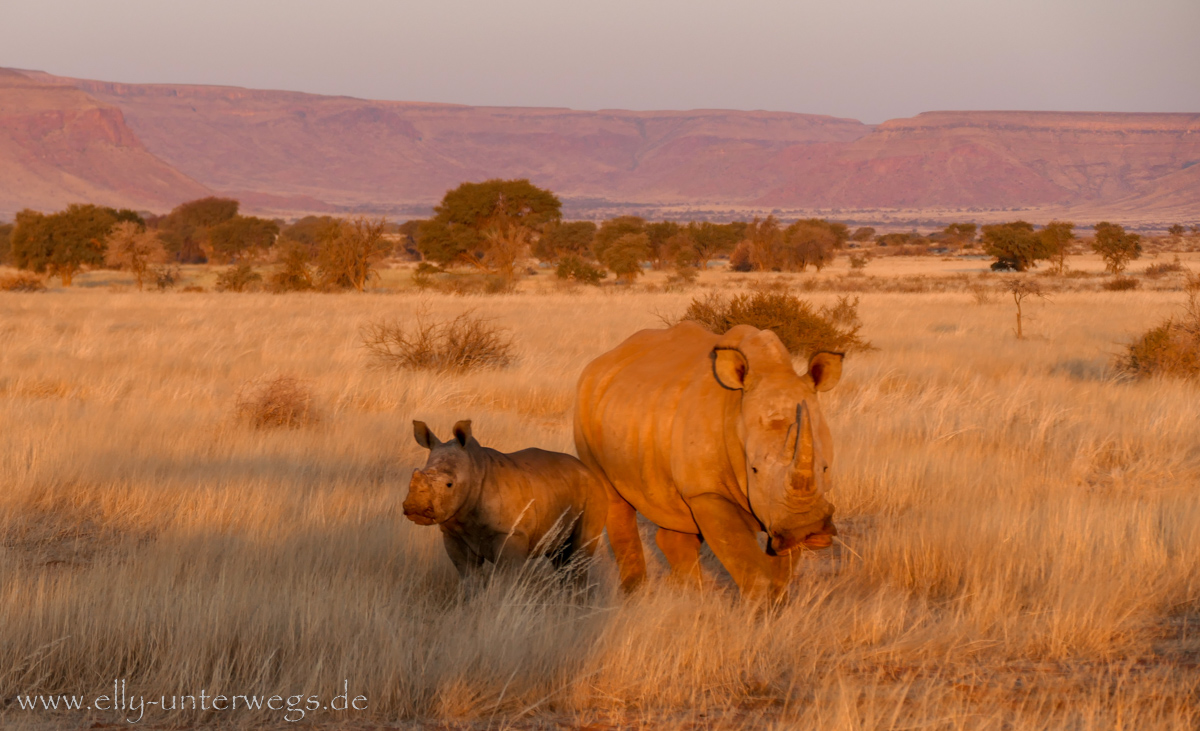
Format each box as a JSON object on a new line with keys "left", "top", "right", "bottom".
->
{"left": 4, "top": 67, "right": 1198, "bottom": 219}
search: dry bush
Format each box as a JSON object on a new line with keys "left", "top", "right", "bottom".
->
{"left": 269, "top": 243, "right": 315, "bottom": 293}
{"left": 1103, "top": 276, "right": 1140, "bottom": 291}
{"left": 554, "top": 255, "right": 606, "bottom": 286}
{"left": 968, "top": 282, "right": 995, "bottom": 304}
{"left": 235, "top": 375, "right": 319, "bottom": 429}
{"left": 1118, "top": 275, "right": 1200, "bottom": 379}
{"left": 151, "top": 265, "right": 181, "bottom": 291}
{"left": 680, "top": 289, "right": 869, "bottom": 355}
{"left": 216, "top": 263, "right": 263, "bottom": 293}
{"left": 1144, "top": 257, "right": 1186, "bottom": 278}
{"left": 0, "top": 271, "right": 46, "bottom": 292}
{"left": 361, "top": 308, "right": 515, "bottom": 371}
{"left": 820, "top": 294, "right": 863, "bottom": 328}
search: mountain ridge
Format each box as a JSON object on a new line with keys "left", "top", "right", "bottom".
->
{"left": 2, "top": 68, "right": 1196, "bottom": 223}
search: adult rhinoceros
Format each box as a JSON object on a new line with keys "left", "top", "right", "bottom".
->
{"left": 574, "top": 321, "right": 842, "bottom": 600}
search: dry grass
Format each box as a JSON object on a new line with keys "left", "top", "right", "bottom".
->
{"left": 1, "top": 275, "right": 1199, "bottom": 729}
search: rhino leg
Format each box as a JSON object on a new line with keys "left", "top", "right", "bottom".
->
{"left": 443, "top": 531, "right": 484, "bottom": 582}
{"left": 688, "top": 494, "right": 791, "bottom": 602}
{"left": 655, "top": 528, "right": 703, "bottom": 589}
{"left": 604, "top": 490, "right": 647, "bottom": 593}
{"left": 492, "top": 530, "right": 531, "bottom": 570}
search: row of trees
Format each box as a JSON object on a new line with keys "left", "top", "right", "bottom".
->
{"left": 410, "top": 180, "right": 862, "bottom": 283}
{"left": 0, "top": 197, "right": 393, "bottom": 291}
{"left": 0, "top": 181, "right": 1183, "bottom": 288}
{"left": 981, "top": 220, "right": 1144, "bottom": 274}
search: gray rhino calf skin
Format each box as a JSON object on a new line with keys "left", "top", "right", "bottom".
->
{"left": 404, "top": 420, "right": 607, "bottom": 583}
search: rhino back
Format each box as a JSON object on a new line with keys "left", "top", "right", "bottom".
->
{"left": 474, "top": 447, "right": 599, "bottom": 546}
{"left": 575, "top": 323, "right": 742, "bottom": 532}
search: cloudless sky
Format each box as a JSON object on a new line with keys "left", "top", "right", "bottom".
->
{"left": 5, "top": 0, "right": 1198, "bottom": 123}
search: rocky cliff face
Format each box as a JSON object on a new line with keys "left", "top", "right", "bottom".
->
{"left": 34, "top": 72, "right": 870, "bottom": 208}
{"left": 5, "top": 69, "right": 1198, "bottom": 221}
{"left": 755, "top": 111, "right": 1200, "bottom": 210}
{"left": 0, "top": 70, "right": 210, "bottom": 216}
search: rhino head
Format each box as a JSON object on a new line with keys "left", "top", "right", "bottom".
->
{"left": 403, "top": 420, "right": 478, "bottom": 526}
{"left": 712, "top": 330, "right": 842, "bottom": 555}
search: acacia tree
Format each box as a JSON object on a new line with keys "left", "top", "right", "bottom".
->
{"left": 10, "top": 204, "right": 120, "bottom": 285}
{"left": 687, "top": 221, "right": 744, "bottom": 270}
{"left": 104, "top": 221, "right": 167, "bottom": 290}
{"left": 602, "top": 233, "right": 651, "bottom": 283}
{"left": 533, "top": 220, "right": 596, "bottom": 262}
{"left": 942, "top": 222, "right": 978, "bottom": 246}
{"left": 982, "top": 221, "right": 1048, "bottom": 271}
{"left": 417, "top": 179, "right": 560, "bottom": 270}
{"left": 744, "top": 216, "right": 785, "bottom": 271}
{"left": 153, "top": 197, "right": 240, "bottom": 263}
{"left": 317, "top": 216, "right": 390, "bottom": 291}
{"left": 208, "top": 215, "right": 280, "bottom": 263}
{"left": 645, "top": 221, "right": 682, "bottom": 269}
{"left": 481, "top": 221, "right": 533, "bottom": 287}
{"left": 1040, "top": 220, "right": 1076, "bottom": 275}
{"left": 592, "top": 216, "right": 645, "bottom": 264}
{"left": 1005, "top": 278, "right": 1047, "bottom": 339}
{"left": 784, "top": 219, "right": 838, "bottom": 272}
{"left": 1091, "top": 222, "right": 1142, "bottom": 274}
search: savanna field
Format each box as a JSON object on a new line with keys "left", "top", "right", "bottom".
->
{"left": 2, "top": 256, "right": 1199, "bottom": 730}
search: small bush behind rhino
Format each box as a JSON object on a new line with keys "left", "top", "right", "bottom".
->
{"left": 404, "top": 420, "right": 607, "bottom": 588}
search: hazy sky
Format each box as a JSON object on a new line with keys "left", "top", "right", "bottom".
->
{"left": 5, "top": 0, "right": 1198, "bottom": 123}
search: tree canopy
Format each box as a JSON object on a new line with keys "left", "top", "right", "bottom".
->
{"left": 592, "top": 216, "right": 645, "bottom": 264}
{"left": 208, "top": 215, "right": 280, "bottom": 263}
{"left": 10, "top": 204, "right": 121, "bottom": 285}
{"left": 1091, "top": 222, "right": 1142, "bottom": 274}
{"left": 417, "top": 179, "right": 561, "bottom": 267}
{"left": 601, "top": 232, "right": 651, "bottom": 283}
{"left": 0, "top": 222, "right": 13, "bottom": 266}
{"left": 533, "top": 220, "right": 596, "bottom": 262}
{"left": 982, "top": 221, "right": 1048, "bottom": 271}
{"left": 1039, "top": 220, "right": 1076, "bottom": 274}
{"left": 153, "top": 197, "right": 241, "bottom": 263}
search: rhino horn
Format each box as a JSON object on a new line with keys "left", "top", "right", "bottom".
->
{"left": 791, "top": 402, "right": 816, "bottom": 492}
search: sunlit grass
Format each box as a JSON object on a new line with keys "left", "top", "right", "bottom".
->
{"left": 1, "top": 262, "right": 1198, "bottom": 728}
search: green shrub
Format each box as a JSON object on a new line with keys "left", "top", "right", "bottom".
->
{"left": 554, "top": 254, "right": 606, "bottom": 285}
{"left": 1118, "top": 276, "right": 1200, "bottom": 379}
{"left": 269, "top": 244, "right": 314, "bottom": 293}
{"left": 216, "top": 263, "right": 262, "bottom": 293}
{"left": 1144, "top": 257, "right": 1186, "bottom": 278}
{"left": 680, "top": 289, "right": 870, "bottom": 355}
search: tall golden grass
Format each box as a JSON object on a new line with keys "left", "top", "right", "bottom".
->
{"left": 1, "top": 269, "right": 1198, "bottom": 728}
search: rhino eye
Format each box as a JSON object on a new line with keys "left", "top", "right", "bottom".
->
{"left": 445, "top": 481, "right": 453, "bottom": 488}
{"left": 751, "top": 467, "right": 758, "bottom": 474}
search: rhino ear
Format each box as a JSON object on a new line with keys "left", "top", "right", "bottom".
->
{"left": 413, "top": 420, "right": 438, "bottom": 449}
{"left": 451, "top": 420, "right": 473, "bottom": 447}
{"left": 712, "top": 347, "right": 748, "bottom": 390}
{"left": 806, "top": 352, "right": 844, "bottom": 392}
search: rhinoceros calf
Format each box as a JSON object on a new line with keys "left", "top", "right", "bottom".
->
{"left": 403, "top": 420, "right": 607, "bottom": 583}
